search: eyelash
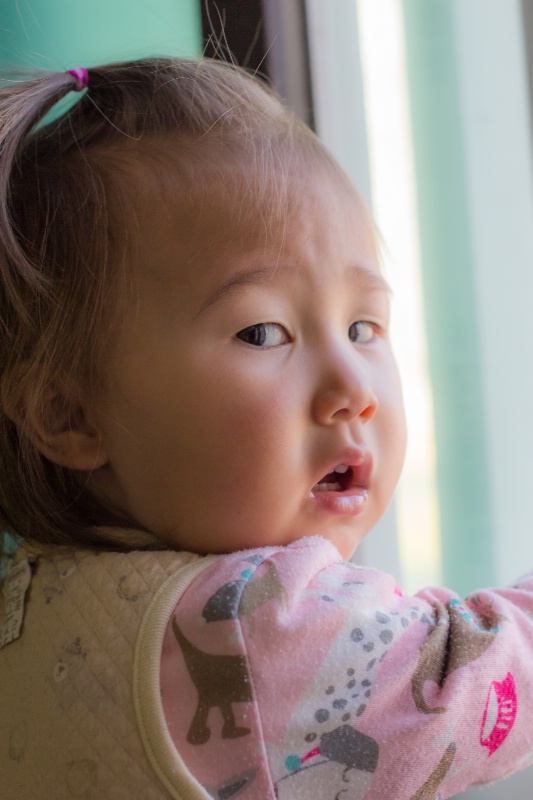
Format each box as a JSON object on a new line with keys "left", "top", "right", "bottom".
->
{"left": 235, "top": 321, "right": 382, "bottom": 348}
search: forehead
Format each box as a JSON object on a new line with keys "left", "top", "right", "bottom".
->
{"left": 102, "top": 142, "right": 386, "bottom": 342}
{"left": 124, "top": 143, "right": 375, "bottom": 270}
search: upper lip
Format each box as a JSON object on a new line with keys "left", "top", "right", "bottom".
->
{"left": 312, "top": 447, "right": 373, "bottom": 492}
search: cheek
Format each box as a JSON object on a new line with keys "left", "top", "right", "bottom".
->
{"left": 209, "top": 387, "right": 292, "bottom": 467}
{"left": 149, "top": 362, "right": 289, "bottom": 474}
{"left": 204, "top": 356, "right": 294, "bottom": 425}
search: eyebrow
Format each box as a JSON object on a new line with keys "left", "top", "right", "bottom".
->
{"left": 198, "top": 265, "right": 288, "bottom": 313}
{"left": 347, "top": 264, "right": 392, "bottom": 296}
{"left": 199, "top": 262, "right": 390, "bottom": 314}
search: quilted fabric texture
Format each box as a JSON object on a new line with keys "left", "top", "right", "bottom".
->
{"left": 0, "top": 546, "right": 200, "bottom": 799}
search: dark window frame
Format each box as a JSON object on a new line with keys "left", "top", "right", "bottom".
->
{"left": 201, "top": 0, "right": 314, "bottom": 127}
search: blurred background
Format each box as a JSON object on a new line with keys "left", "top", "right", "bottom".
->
{"left": 2, "top": 1, "right": 532, "bottom": 796}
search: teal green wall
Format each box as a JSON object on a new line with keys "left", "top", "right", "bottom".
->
{"left": 0, "top": 0, "right": 202, "bottom": 69}
{"left": 402, "top": 0, "right": 495, "bottom": 595}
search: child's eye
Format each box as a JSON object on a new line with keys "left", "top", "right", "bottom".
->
{"left": 349, "top": 321, "right": 380, "bottom": 344}
{"left": 235, "top": 323, "right": 290, "bottom": 348}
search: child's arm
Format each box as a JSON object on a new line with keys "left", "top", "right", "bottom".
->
{"left": 137, "top": 536, "right": 533, "bottom": 800}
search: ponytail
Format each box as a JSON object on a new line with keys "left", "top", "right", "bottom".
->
{"left": 0, "top": 69, "right": 88, "bottom": 318}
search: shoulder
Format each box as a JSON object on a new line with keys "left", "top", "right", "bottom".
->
{"left": 0, "top": 545, "right": 204, "bottom": 799}
{"left": 138, "top": 536, "right": 399, "bottom": 639}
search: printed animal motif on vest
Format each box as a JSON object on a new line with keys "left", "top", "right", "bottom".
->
{"left": 171, "top": 619, "right": 254, "bottom": 745}
{"left": 408, "top": 743, "right": 456, "bottom": 800}
{"left": 412, "top": 600, "right": 504, "bottom": 714}
{"left": 202, "top": 558, "right": 288, "bottom": 635}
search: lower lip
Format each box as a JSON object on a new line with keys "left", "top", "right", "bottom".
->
{"left": 310, "top": 488, "right": 368, "bottom": 516}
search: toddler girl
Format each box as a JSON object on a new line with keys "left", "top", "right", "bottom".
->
{"left": 0, "top": 57, "right": 531, "bottom": 800}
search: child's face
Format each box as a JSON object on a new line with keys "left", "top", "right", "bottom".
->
{"left": 92, "top": 161, "right": 406, "bottom": 559}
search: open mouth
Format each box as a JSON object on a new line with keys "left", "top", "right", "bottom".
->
{"left": 311, "top": 451, "right": 372, "bottom": 495}
{"left": 313, "top": 464, "right": 354, "bottom": 493}
{"left": 310, "top": 453, "right": 372, "bottom": 516}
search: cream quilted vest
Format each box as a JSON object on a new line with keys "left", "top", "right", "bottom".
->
{"left": 0, "top": 544, "right": 202, "bottom": 799}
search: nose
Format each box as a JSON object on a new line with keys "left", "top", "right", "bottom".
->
{"left": 311, "top": 345, "right": 378, "bottom": 426}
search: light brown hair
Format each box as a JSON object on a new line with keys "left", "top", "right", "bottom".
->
{"left": 0, "top": 57, "right": 336, "bottom": 550}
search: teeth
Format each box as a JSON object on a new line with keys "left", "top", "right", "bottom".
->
{"left": 312, "top": 465, "right": 352, "bottom": 492}
{"left": 314, "top": 481, "right": 342, "bottom": 492}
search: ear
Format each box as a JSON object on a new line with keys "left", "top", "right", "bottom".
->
{"left": 12, "top": 380, "right": 109, "bottom": 472}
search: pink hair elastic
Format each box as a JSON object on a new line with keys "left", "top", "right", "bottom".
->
{"left": 66, "top": 67, "right": 89, "bottom": 92}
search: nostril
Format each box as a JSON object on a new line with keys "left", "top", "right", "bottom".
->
{"left": 312, "top": 376, "right": 377, "bottom": 426}
{"left": 331, "top": 400, "right": 375, "bottom": 423}
{"left": 360, "top": 401, "right": 377, "bottom": 423}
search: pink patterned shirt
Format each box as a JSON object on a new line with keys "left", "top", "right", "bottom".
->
{"left": 137, "top": 537, "right": 533, "bottom": 799}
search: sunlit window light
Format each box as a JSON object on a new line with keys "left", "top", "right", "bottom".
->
{"left": 356, "top": 0, "right": 441, "bottom": 592}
